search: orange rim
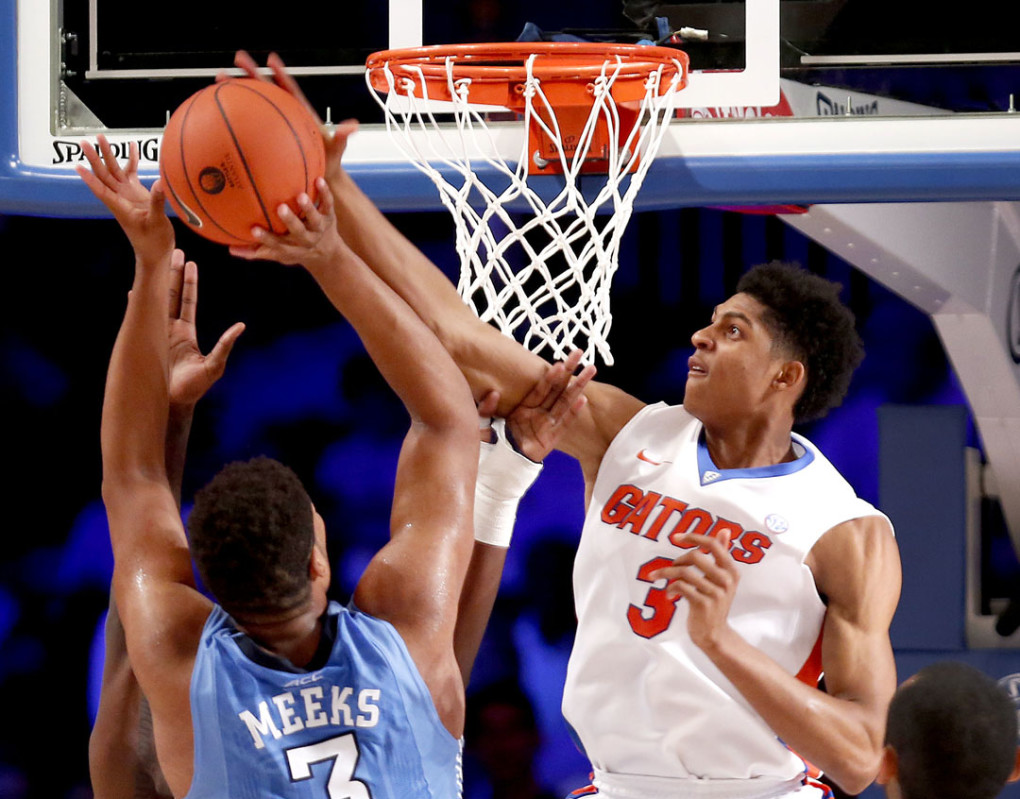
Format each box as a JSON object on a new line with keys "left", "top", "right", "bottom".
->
{"left": 366, "top": 42, "right": 688, "bottom": 106}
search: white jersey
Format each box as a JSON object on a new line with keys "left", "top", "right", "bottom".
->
{"left": 562, "top": 403, "right": 889, "bottom": 794}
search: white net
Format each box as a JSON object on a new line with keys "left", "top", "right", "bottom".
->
{"left": 367, "top": 47, "right": 686, "bottom": 365}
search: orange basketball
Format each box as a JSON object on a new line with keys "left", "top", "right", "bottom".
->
{"left": 159, "top": 78, "right": 326, "bottom": 245}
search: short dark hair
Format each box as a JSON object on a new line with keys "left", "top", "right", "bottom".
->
{"left": 187, "top": 456, "right": 315, "bottom": 619}
{"left": 736, "top": 262, "right": 863, "bottom": 424}
{"left": 886, "top": 661, "right": 1018, "bottom": 799}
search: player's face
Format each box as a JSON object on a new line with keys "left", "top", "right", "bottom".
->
{"left": 683, "top": 293, "right": 787, "bottom": 424}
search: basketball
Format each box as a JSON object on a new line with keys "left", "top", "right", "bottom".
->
{"left": 159, "top": 78, "right": 326, "bottom": 245}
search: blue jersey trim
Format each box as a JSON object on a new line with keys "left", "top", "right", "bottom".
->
{"left": 697, "top": 431, "right": 815, "bottom": 486}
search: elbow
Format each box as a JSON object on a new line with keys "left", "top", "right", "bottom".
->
{"left": 430, "top": 313, "right": 472, "bottom": 356}
{"left": 831, "top": 772, "right": 876, "bottom": 797}
{"left": 101, "top": 472, "right": 133, "bottom": 506}
{"left": 100, "top": 467, "right": 165, "bottom": 507}
{"left": 826, "top": 748, "right": 883, "bottom": 796}
{"left": 100, "top": 476, "right": 121, "bottom": 508}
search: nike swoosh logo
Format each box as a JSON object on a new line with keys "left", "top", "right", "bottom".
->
{"left": 637, "top": 449, "right": 664, "bottom": 466}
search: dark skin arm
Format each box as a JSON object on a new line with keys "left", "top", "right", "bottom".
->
{"left": 231, "top": 181, "right": 479, "bottom": 737}
{"left": 455, "top": 352, "right": 595, "bottom": 685}
{"left": 80, "top": 136, "right": 223, "bottom": 796}
{"left": 88, "top": 250, "right": 242, "bottom": 799}
{"left": 649, "top": 516, "right": 901, "bottom": 794}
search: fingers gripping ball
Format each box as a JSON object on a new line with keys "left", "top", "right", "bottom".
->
{"left": 159, "top": 78, "right": 326, "bottom": 245}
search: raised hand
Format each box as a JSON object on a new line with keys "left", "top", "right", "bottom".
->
{"left": 76, "top": 135, "right": 174, "bottom": 265}
{"left": 504, "top": 350, "right": 596, "bottom": 462}
{"left": 167, "top": 249, "right": 245, "bottom": 408}
{"left": 228, "top": 50, "right": 357, "bottom": 181}
{"left": 229, "top": 177, "right": 344, "bottom": 270}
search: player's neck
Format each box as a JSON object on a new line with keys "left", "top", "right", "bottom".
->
{"left": 702, "top": 417, "right": 796, "bottom": 470}
{"left": 237, "top": 600, "right": 327, "bottom": 669}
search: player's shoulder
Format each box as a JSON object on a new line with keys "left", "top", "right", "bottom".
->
{"left": 608, "top": 399, "right": 697, "bottom": 443}
{"left": 607, "top": 395, "right": 689, "bottom": 425}
{"left": 585, "top": 380, "right": 648, "bottom": 428}
{"left": 792, "top": 432, "right": 883, "bottom": 504}
{"left": 121, "top": 581, "right": 213, "bottom": 681}
{"left": 808, "top": 513, "right": 900, "bottom": 599}
{"left": 559, "top": 380, "right": 647, "bottom": 471}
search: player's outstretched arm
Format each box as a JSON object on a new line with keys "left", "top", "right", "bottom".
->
{"left": 90, "top": 253, "right": 241, "bottom": 799}
{"left": 456, "top": 352, "right": 595, "bottom": 685}
{"left": 229, "top": 50, "right": 643, "bottom": 479}
{"left": 80, "top": 136, "right": 214, "bottom": 797}
{"left": 81, "top": 137, "right": 194, "bottom": 590}
{"left": 81, "top": 138, "right": 208, "bottom": 606}
{"left": 164, "top": 253, "right": 245, "bottom": 500}
{"left": 232, "top": 180, "right": 480, "bottom": 735}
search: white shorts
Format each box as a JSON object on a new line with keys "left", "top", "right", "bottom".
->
{"left": 567, "top": 769, "right": 835, "bottom": 799}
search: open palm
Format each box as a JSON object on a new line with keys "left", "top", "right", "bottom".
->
{"left": 166, "top": 250, "right": 244, "bottom": 408}
{"left": 76, "top": 135, "right": 174, "bottom": 264}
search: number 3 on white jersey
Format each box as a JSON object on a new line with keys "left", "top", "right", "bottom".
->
{"left": 286, "top": 734, "right": 372, "bottom": 798}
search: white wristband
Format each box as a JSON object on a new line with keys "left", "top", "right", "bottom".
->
{"left": 474, "top": 418, "right": 543, "bottom": 548}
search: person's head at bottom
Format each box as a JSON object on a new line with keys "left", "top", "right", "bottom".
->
{"left": 187, "top": 456, "right": 330, "bottom": 631}
{"left": 879, "top": 661, "right": 1020, "bottom": 799}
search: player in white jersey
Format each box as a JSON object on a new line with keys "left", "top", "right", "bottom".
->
{"left": 239, "top": 52, "right": 901, "bottom": 799}
{"left": 562, "top": 401, "right": 889, "bottom": 798}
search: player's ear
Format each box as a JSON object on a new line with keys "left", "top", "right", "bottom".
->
{"left": 309, "top": 544, "right": 330, "bottom": 584}
{"left": 876, "top": 745, "right": 897, "bottom": 785}
{"left": 1007, "top": 747, "right": 1020, "bottom": 783}
{"left": 772, "top": 359, "right": 805, "bottom": 392}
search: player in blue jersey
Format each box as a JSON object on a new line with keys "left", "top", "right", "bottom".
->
{"left": 88, "top": 331, "right": 580, "bottom": 799}
{"left": 80, "top": 133, "right": 591, "bottom": 799}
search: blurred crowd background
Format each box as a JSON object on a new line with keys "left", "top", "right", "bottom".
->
{"left": 0, "top": 199, "right": 982, "bottom": 798}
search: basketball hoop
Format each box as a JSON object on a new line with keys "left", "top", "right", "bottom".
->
{"left": 366, "top": 42, "right": 688, "bottom": 365}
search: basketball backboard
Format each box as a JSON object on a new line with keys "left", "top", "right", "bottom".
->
{"left": 7, "top": 0, "right": 1020, "bottom": 216}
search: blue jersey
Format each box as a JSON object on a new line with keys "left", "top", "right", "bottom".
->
{"left": 184, "top": 600, "right": 463, "bottom": 799}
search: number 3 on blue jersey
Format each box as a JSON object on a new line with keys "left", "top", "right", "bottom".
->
{"left": 286, "top": 734, "right": 372, "bottom": 798}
